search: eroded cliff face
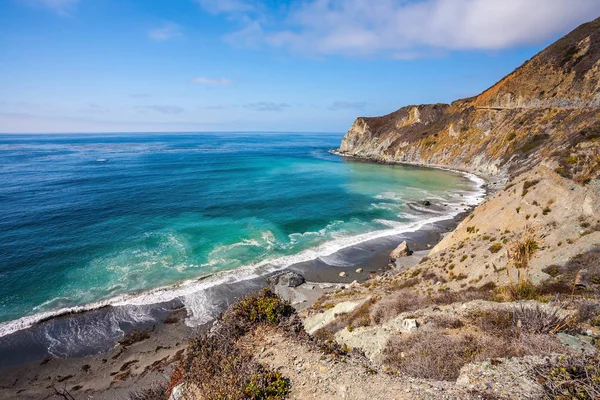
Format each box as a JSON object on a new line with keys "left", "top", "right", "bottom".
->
{"left": 339, "top": 17, "right": 600, "bottom": 180}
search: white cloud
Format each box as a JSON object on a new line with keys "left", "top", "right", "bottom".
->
{"left": 148, "top": 23, "right": 184, "bottom": 41}
{"left": 243, "top": 102, "right": 291, "bottom": 111}
{"left": 191, "top": 77, "right": 233, "bottom": 85}
{"left": 224, "top": 0, "right": 600, "bottom": 57}
{"left": 22, "top": 0, "right": 80, "bottom": 16}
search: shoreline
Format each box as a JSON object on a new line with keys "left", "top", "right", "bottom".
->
{"left": 0, "top": 211, "right": 474, "bottom": 399}
{"left": 0, "top": 157, "right": 486, "bottom": 364}
{"left": 330, "top": 149, "right": 507, "bottom": 194}
{"left": 0, "top": 158, "right": 486, "bottom": 398}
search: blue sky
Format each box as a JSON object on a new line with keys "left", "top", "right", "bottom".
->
{"left": 1, "top": 0, "right": 599, "bottom": 133}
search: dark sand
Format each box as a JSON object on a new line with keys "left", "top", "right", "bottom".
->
{"left": 0, "top": 208, "right": 472, "bottom": 400}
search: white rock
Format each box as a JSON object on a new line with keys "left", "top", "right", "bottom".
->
{"left": 339, "top": 271, "right": 347, "bottom": 277}
{"left": 401, "top": 318, "right": 419, "bottom": 331}
{"left": 169, "top": 384, "right": 184, "bottom": 400}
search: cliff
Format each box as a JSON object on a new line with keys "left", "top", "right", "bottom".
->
{"left": 339, "top": 17, "right": 600, "bottom": 179}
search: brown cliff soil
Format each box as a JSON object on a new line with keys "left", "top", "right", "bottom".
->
{"left": 339, "top": 17, "right": 600, "bottom": 180}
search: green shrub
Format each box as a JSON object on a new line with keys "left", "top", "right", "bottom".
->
{"left": 488, "top": 243, "right": 503, "bottom": 254}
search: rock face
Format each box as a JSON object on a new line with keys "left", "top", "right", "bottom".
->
{"left": 338, "top": 17, "right": 600, "bottom": 180}
{"left": 267, "top": 271, "right": 305, "bottom": 288}
{"left": 390, "top": 241, "right": 411, "bottom": 261}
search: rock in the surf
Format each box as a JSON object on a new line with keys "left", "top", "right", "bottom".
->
{"left": 390, "top": 241, "right": 412, "bottom": 262}
{"left": 267, "top": 271, "right": 305, "bottom": 288}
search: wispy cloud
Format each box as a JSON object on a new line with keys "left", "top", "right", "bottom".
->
{"left": 220, "top": 0, "right": 600, "bottom": 58}
{"left": 191, "top": 77, "right": 233, "bottom": 85}
{"left": 129, "top": 93, "right": 152, "bottom": 99}
{"left": 328, "top": 101, "right": 367, "bottom": 111}
{"left": 243, "top": 102, "right": 291, "bottom": 112}
{"left": 135, "top": 105, "right": 184, "bottom": 115}
{"left": 148, "top": 23, "right": 184, "bottom": 41}
{"left": 79, "top": 103, "right": 108, "bottom": 114}
{"left": 195, "top": 0, "right": 255, "bottom": 14}
{"left": 22, "top": 0, "right": 80, "bottom": 16}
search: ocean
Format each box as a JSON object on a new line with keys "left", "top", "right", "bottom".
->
{"left": 0, "top": 132, "right": 484, "bottom": 355}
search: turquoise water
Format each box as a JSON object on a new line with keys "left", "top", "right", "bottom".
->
{"left": 0, "top": 133, "right": 482, "bottom": 335}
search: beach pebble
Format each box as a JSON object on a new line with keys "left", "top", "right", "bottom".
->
{"left": 339, "top": 272, "right": 347, "bottom": 277}
{"left": 356, "top": 268, "right": 363, "bottom": 273}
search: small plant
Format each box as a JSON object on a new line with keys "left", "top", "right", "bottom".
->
{"left": 501, "top": 226, "right": 539, "bottom": 301}
{"left": 522, "top": 179, "right": 540, "bottom": 197}
{"left": 516, "top": 206, "right": 521, "bottom": 213}
{"left": 542, "top": 206, "right": 552, "bottom": 215}
{"left": 488, "top": 243, "right": 503, "bottom": 254}
{"left": 534, "top": 355, "right": 600, "bottom": 400}
{"left": 512, "top": 304, "right": 569, "bottom": 334}
{"left": 542, "top": 265, "right": 560, "bottom": 278}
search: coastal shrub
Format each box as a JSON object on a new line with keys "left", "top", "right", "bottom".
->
{"left": 540, "top": 248, "right": 600, "bottom": 295}
{"left": 312, "top": 328, "right": 350, "bottom": 357}
{"left": 512, "top": 304, "right": 569, "bottom": 334}
{"left": 183, "top": 335, "right": 289, "bottom": 399}
{"left": 534, "top": 354, "right": 600, "bottom": 400}
{"left": 172, "top": 289, "right": 297, "bottom": 400}
{"left": 432, "top": 316, "right": 464, "bottom": 329}
{"left": 577, "top": 301, "right": 600, "bottom": 325}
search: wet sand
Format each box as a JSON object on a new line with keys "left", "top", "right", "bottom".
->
{"left": 0, "top": 208, "right": 473, "bottom": 400}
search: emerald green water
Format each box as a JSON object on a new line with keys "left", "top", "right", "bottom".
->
{"left": 0, "top": 132, "right": 483, "bottom": 337}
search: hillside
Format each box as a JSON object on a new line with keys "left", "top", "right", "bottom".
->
{"left": 339, "top": 17, "right": 600, "bottom": 180}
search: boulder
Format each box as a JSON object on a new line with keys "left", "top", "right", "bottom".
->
{"left": 390, "top": 241, "right": 412, "bottom": 262}
{"left": 267, "top": 271, "right": 305, "bottom": 288}
{"left": 421, "top": 200, "right": 431, "bottom": 206}
{"left": 401, "top": 318, "right": 419, "bottom": 331}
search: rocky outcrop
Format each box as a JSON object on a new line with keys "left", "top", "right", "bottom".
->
{"left": 267, "top": 271, "right": 305, "bottom": 288}
{"left": 338, "top": 17, "right": 600, "bottom": 180}
{"left": 390, "top": 241, "right": 412, "bottom": 262}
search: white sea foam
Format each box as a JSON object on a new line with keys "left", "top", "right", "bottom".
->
{"left": 0, "top": 168, "right": 486, "bottom": 338}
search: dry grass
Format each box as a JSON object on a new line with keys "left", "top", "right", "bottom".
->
{"left": 383, "top": 331, "right": 509, "bottom": 381}
{"left": 370, "top": 287, "right": 495, "bottom": 326}
{"left": 370, "top": 290, "right": 430, "bottom": 325}
{"left": 501, "top": 226, "right": 540, "bottom": 301}
{"left": 320, "top": 297, "right": 378, "bottom": 333}
{"left": 383, "top": 304, "right": 568, "bottom": 381}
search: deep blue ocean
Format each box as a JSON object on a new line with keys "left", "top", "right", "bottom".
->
{"left": 0, "top": 132, "right": 483, "bottom": 337}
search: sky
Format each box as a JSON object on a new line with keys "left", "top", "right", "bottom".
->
{"left": 1, "top": 0, "right": 599, "bottom": 133}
